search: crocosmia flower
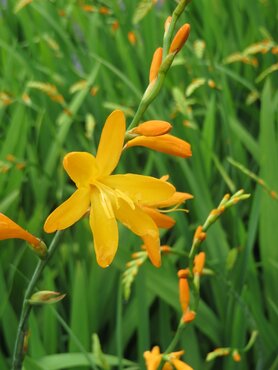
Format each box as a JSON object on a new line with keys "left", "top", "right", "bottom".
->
{"left": 44, "top": 110, "right": 175, "bottom": 267}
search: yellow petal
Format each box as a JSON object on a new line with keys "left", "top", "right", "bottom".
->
{"left": 44, "top": 188, "right": 90, "bottom": 233}
{"left": 162, "top": 363, "right": 174, "bottom": 370}
{"left": 102, "top": 174, "right": 175, "bottom": 205}
{"left": 140, "top": 206, "right": 176, "bottom": 229}
{"left": 114, "top": 199, "right": 161, "bottom": 267}
{"left": 96, "top": 110, "right": 126, "bottom": 176}
{"left": 150, "top": 191, "right": 193, "bottom": 208}
{"left": 90, "top": 189, "right": 118, "bottom": 268}
{"left": 63, "top": 152, "right": 99, "bottom": 187}
{"left": 171, "top": 359, "right": 193, "bottom": 370}
{"left": 125, "top": 134, "right": 192, "bottom": 158}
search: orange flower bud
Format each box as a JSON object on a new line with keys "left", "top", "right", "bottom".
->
{"left": 170, "top": 23, "right": 190, "bottom": 53}
{"left": 182, "top": 310, "right": 196, "bottom": 323}
{"left": 131, "top": 120, "right": 172, "bottom": 136}
{"left": 112, "top": 20, "right": 119, "bottom": 32}
{"left": 125, "top": 134, "right": 192, "bottom": 158}
{"left": 149, "top": 47, "right": 163, "bottom": 82}
{"left": 128, "top": 31, "right": 136, "bottom": 45}
{"left": 177, "top": 268, "right": 190, "bottom": 279}
{"left": 81, "top": 5, "right": 95, "bottom": 12}
{"left": 232, "top": 350, "right": 241, "bottom": 362}
{"left": 0, "top": 213, "right": 47, "bottom": 258}
{"left": 99, "top": 6, "right": 109, "bottom": 14}
{"left": 193, "top": 226, "right": 206, "bottom": 242}
{"left": 160, "top": 245, "right": 172, "bottom": 254}
{"left": 194, "top": 252, "right": 206, "bottom": 275}
{"left": 179, "top": 276, "right": 190, "bottom": 313}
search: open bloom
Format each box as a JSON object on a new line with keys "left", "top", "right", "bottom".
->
{"left": 144, "top": 346, "right": 193, "bottom": 370}
{"left": 0, "top": 213, "right": 46, "bottom": 257}
{"left": 44, "top": 110, "right": 175, "bottom": 267}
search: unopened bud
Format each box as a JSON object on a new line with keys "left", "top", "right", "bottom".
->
{"left": 164, "top": 16, "right": 172, "bottom": 34}
{"left": 170, "top": 23, "right": 190, "bottom": 53}
{"left": 149, "top": 47, "right": 163, "bottom": 82}
{"left": 130, "top": 120, "right": 172, "bottom": 136}
{"left": 232, "top": 350, "right": 241, "bottom": 362}
{"left": 182, "top": 310, "right": 196, "bottom": 323}
{"left": 194, "top": 252, "right": 206, "bottom": 275}
{"left": 29, "top": 290, "right": 66, "bottom": 305}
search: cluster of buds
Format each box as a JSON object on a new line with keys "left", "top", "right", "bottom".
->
{"left": 206, "top": 347, "right": 241, "bottom": 363}
{"left": 148, "top": 19, "right": 190, "bottom": 85}
{"left": 122, "top": 246, "right": 172, "bottom": 300}
{"left": 177, "top": 251, "right": 206, "bottom": 324}
{"left": 125, "top": 120, "right": 192, "bottom": 158}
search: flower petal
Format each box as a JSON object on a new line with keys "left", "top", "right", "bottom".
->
{"left": 114, "top": 199, "right": 161, "bottom": 267}
{"left": 63, "top": 152, "right": 99, "bottom": 187}
{"left": 171, "top": 359, "right": 193, "bottom": 370}
{"left": 44, "top": 188, "right": 90, "bottom": 232}
{"left": 96, "top": 110, "right": 126, "bottom": 176}
{"left": 148, "top": 191, "right": 193, "bottom": 208}
{"left": 140, "top": 206, "right": 176, "bottom": 229}
{"left": 102, "top": 174, "right": 175, "bottom": 205}
{"left": 125, "top": 134, "right": 192, "bottom": 158}
{"left": 90, "top": 188, "right": 118, "bottom": 268}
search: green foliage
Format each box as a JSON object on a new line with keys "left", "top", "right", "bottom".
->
{"left": 0, "top": 0, "right": 277, "bottom": 369}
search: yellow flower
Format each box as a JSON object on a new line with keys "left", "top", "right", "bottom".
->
{"left": 0, "top": 213, "right": 47, "bottom": 258}
{"left": 144, "top": 346, "right": 162, "bottom": 370}
{"left": 44, "top": 110, "right": 175, "bottom": 268}
{"left": 144, "top": 347, "right": 193, "bottom": 370}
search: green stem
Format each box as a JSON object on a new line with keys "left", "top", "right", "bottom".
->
{"left": 165, "top": 322, "right": 185, "bottom": 353}
{"left": 12, "top": 231, "right": 63, "bottom": 370}
{"left": 127, "top": 0, "right": 191, "bottom": 131}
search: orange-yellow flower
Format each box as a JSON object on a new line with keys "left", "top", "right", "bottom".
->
{"left": 144, "top": 347, "right": 193, "bottom": 370}
{"left": 44, "top": 110, "right": 175, "bottom": 268}
{"left": 144, "top": 346, "right": 162, "bottom": 370}
{"left": 125, "top": 134, "right": 192, "bottom": 158}
{"left": 0, "top": 213, "right": 46, "bottom": 257}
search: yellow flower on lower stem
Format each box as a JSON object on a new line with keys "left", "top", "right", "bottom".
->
{"left": 44, "top": 110, "right": 176, "bottom": 268}
{"left": 0, "top": 213, "right": 46, "bottom": 258}
{"left": 144, "top": 347, "right": 193, "bottom": 370}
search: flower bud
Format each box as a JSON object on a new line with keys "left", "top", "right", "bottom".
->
{"left": 149, "top": 47, "right": 163, "bottom": 82}
{"left": 125, "top": 134, "right": 192, "bottom": 158}
{"left": 194, "top": 252, "right": 206, "bottom": 275}
{"left": 130, "top": 120, "right": 172, "bottom": 136}
{"left": 170, "top": 23, "right": 190, "bottom": 53}
{"left": 29, "top": 290, "right": 66, "bottom": 305}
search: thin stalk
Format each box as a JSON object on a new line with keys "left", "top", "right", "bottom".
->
{"left": 12, "top": 231, "right": 63, "bottom": 370}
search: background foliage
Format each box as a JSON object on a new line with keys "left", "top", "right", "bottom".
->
{"left": 0, "top": 0, "right": 278, "bottom": 369}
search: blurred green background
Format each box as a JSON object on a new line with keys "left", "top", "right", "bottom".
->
{"left": 0, "top": 0, "right": 278, "bottom": 369}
